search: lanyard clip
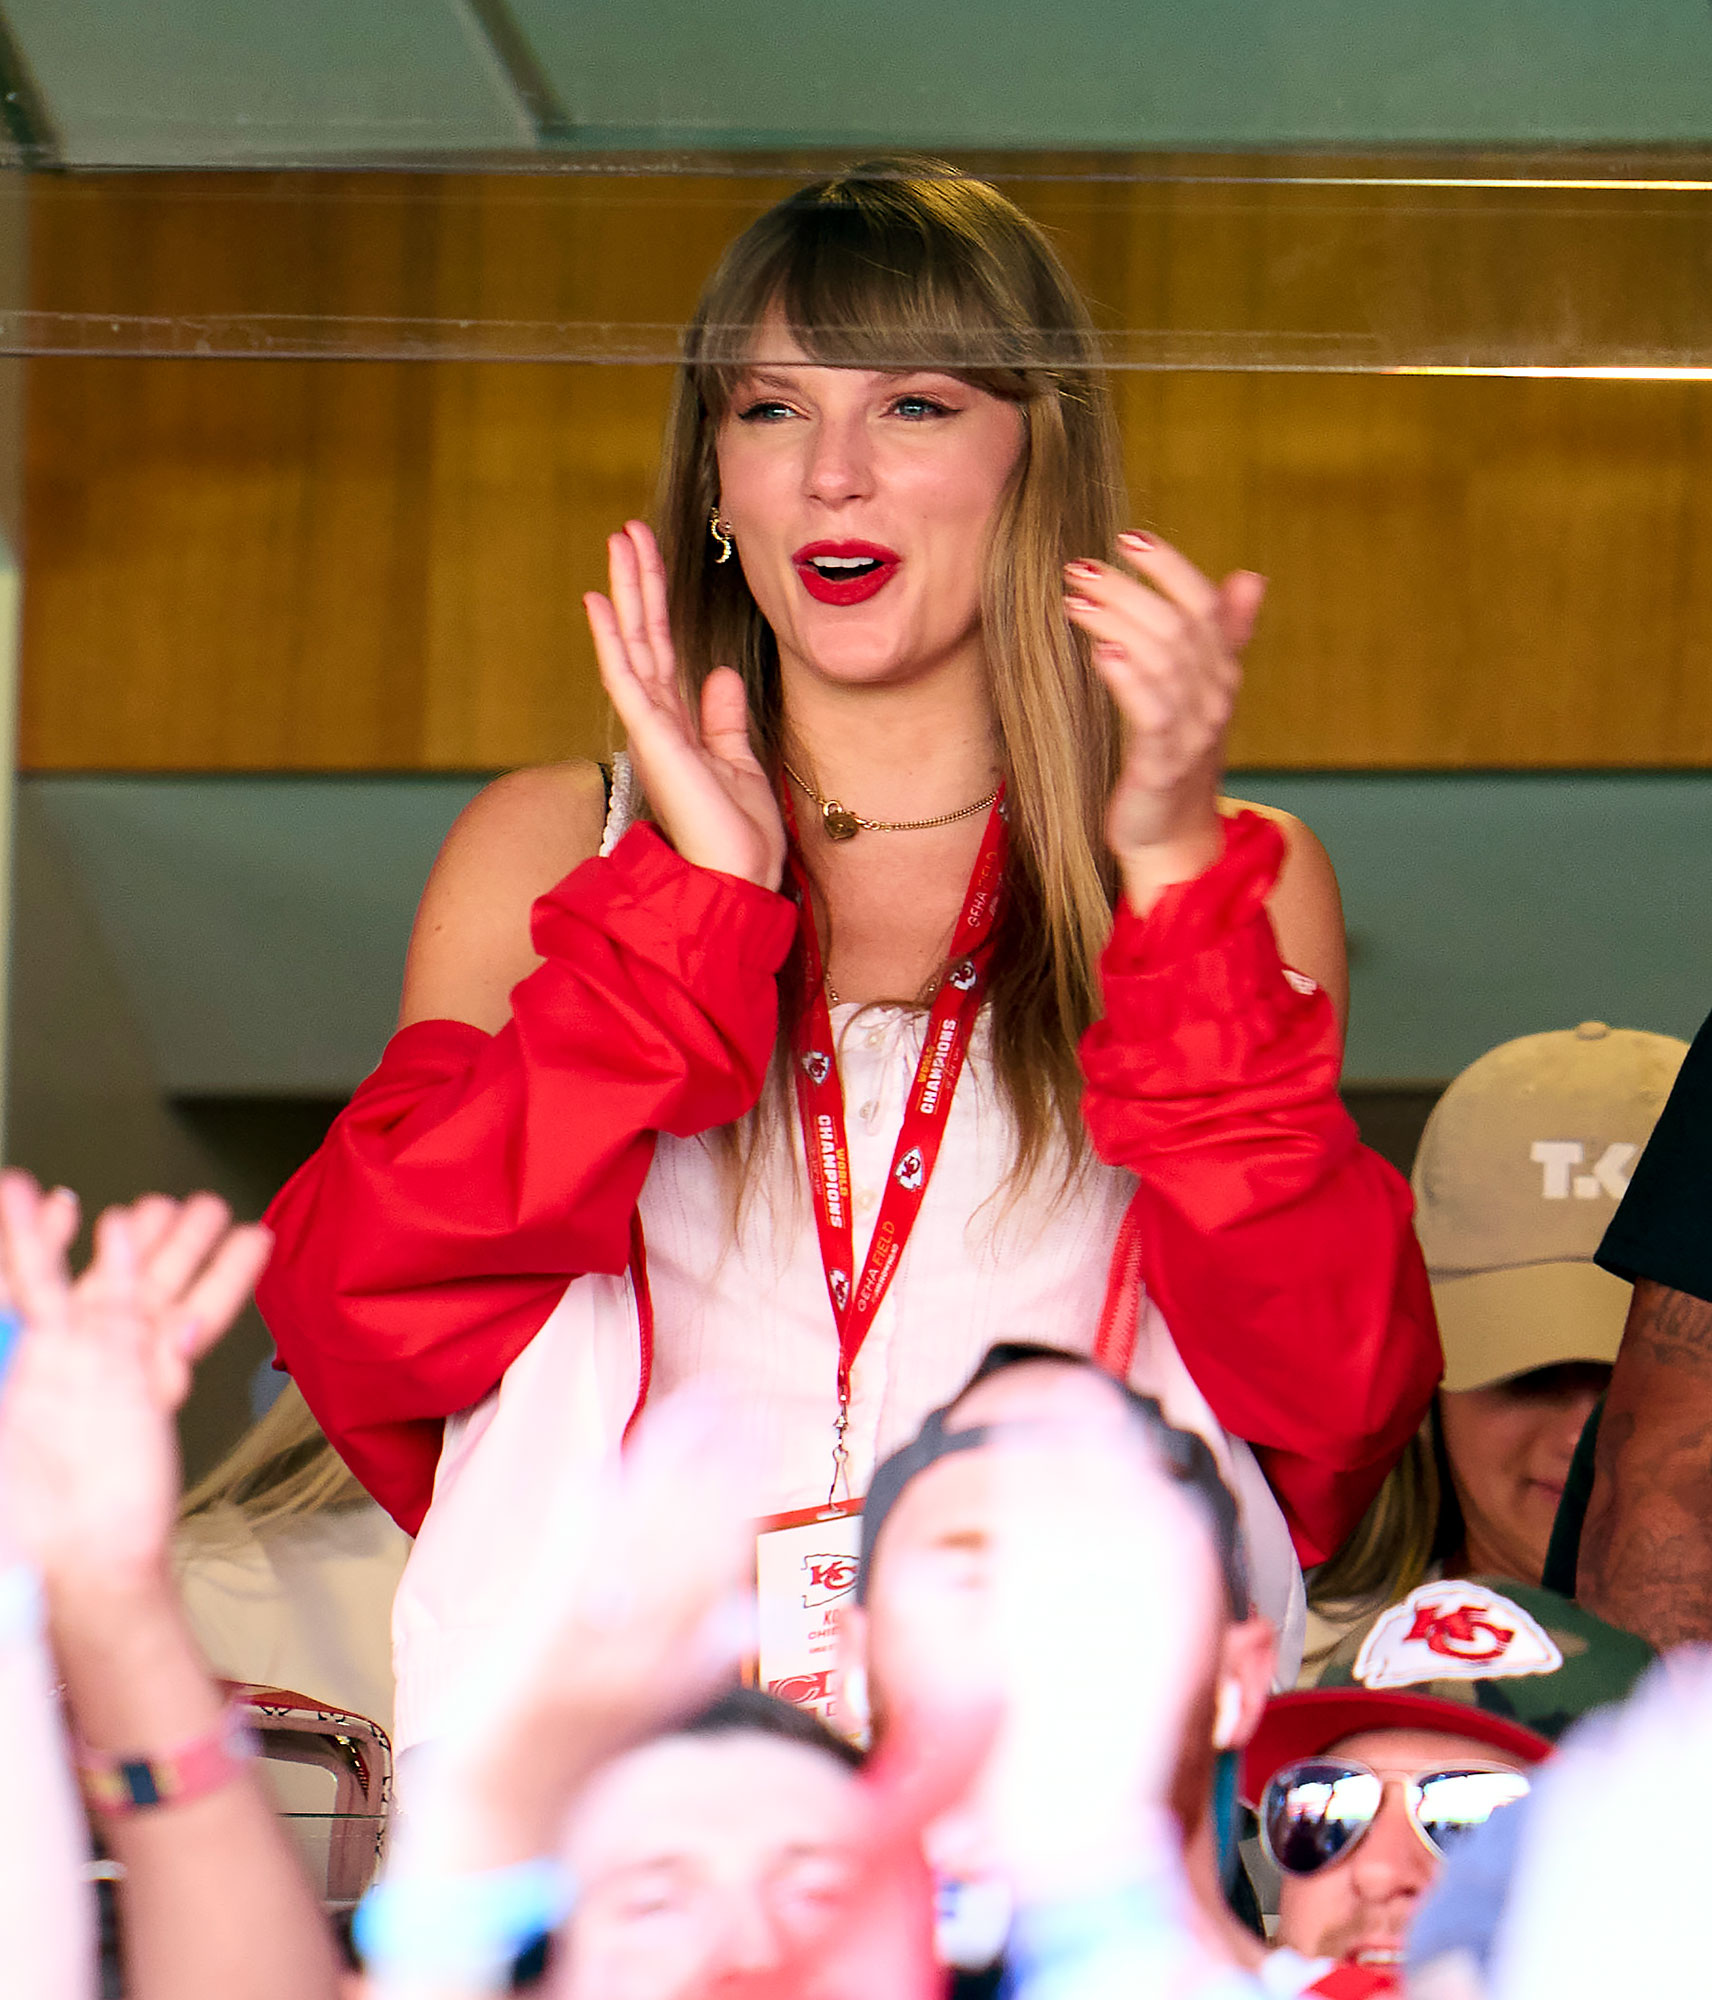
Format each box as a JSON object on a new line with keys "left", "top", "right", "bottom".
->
{"left": 828, "top": 1398, "right": 852, "bottom": 1508}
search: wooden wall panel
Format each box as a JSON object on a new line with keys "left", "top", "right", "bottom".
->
{"left": 1122, "top": 371, "right": 1712, "bottom": 767}
{"left": 22, "top": 354, "right": 667, "bottom": 768}
{"left": 17, "top": 166, "right": 1712, "bottom": 770}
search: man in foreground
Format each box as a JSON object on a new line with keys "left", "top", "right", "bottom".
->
{"left": 843, "top": 1342, "right": 1351, "bottom": 1997}
{"left": 364, "top": 1344, "right": 1270, "bottom": 1999}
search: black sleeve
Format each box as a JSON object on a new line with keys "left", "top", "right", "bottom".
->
{"left": 1543, "top": 1397, "right": 1602, "bottom": 1598}
{"left": 1596, "top": 1006, "right": 1712, "bottom": 1305}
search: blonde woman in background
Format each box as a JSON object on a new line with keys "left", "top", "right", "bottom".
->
{"left": 176, "top": 1379, "right": 409, "bottom": 1741}
{"left": 1302, "top": 1022, "right": 1687, "bottom": 1677}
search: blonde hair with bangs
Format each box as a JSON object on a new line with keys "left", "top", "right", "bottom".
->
{"left": 657, "top": 160, "right": 1126, "bottom": 1185}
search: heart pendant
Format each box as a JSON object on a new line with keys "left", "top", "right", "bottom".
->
{"left": 822, "top": 803, "right": 861, "bottom": 842}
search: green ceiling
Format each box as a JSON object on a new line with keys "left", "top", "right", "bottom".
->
{"left": 4, "top": 0, "right": 1712, "bottom": 165}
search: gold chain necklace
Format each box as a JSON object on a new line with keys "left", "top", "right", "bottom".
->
{"left": 779, "top": 758, "right": 1001, "bottom": 844}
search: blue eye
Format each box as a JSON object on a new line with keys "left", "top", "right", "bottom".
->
{"left": 736, "top": 400, "right": 794, "bottom": 423}
{"left": 892, "top": 395, "right": 950, "bottom": 419}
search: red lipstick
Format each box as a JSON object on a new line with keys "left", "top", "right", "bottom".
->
{"left": 792, "top": 539, "right": 901, "bottom": 606}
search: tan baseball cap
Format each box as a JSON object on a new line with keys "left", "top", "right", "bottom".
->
{"left": 1412, "top": 1023, "right": 1689, "bottom": 1392}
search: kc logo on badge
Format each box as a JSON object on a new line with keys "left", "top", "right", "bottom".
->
{"left": 1353, "top": 1580, "right": 1564, "bottom": 1690}
{"left": 802, "top": 1552, "right": 859, "bottom": 1609}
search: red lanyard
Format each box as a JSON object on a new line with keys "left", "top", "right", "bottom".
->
{"left": 781, "top": 785, "right": 1008, "bottom": 1495}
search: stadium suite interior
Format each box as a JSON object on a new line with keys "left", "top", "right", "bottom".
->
{"left": 0, "top": 0, "right": 1708, "bottom": 1475}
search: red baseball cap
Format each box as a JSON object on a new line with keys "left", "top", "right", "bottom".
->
{"left": 1240, "top": 1577, "right": 1657, "bottom": 1808}
{"left": 1240, "top": 1687, "right": 1551, "bottom": 1808}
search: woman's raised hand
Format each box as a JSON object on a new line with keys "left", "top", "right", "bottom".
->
{"left": 1063, "top": 533, "right": 1265, "bottom": 912}
{"left": 585, "top": 521, "right": 787, "bottom": 891}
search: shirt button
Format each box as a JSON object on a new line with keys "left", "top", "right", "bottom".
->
{"left": 854, "top": 1186, "right": 877, "bottom": 1212}
{"left": 865, "top": 1029, "right": 885, "bottom": 1050}
{"left": 858, "top": 1099, "right": 879, "bottom": 1120}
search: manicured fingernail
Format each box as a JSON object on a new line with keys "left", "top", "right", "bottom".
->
{"left": 1119, "top": 531, "right": 1155, "bottom": 551}
{"left": 1064, "top": 560, "right": 1102, "bottom": 579}
{"left": 1063, "top": 592, "right": 1096, "bottom": 612}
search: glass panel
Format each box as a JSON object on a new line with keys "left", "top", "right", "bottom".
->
{"left": 8, "top": 158, "right": 1712, "bottom": 372}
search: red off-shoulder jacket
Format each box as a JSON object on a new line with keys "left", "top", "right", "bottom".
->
{"left": 257, "top": 810, "right": 1440, "bottom": 1564}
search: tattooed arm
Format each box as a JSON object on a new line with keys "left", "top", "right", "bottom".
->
{"left": 1579, "top": 1279, "right": 1712, "bottom": 1649}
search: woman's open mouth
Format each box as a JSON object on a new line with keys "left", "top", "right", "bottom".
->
{"left": 793, "top": 540, "right": 901, "bottom": 606}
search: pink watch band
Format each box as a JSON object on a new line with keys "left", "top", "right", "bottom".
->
{"left": 76, "top": 1703, "right": 258, "bottom": 1816}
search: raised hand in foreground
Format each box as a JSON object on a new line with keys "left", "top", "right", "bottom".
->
{"left": 0, "top": 1176, "right": 272, "bottom": 1589}
{"left": 0, "top": 1172, "right": 340, "bottom": 2000}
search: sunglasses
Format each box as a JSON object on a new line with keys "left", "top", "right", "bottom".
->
{"left": 1260, "top": 1756, "right": 1531, "bottom": 1877}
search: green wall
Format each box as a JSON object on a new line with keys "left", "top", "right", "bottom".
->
{"left": 17, "top": 771, "right": 1712, "bottom": 1095}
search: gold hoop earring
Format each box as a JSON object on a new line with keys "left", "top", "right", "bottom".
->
{"left": 709, "top": 508, "right": 735, "bottom": 565}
